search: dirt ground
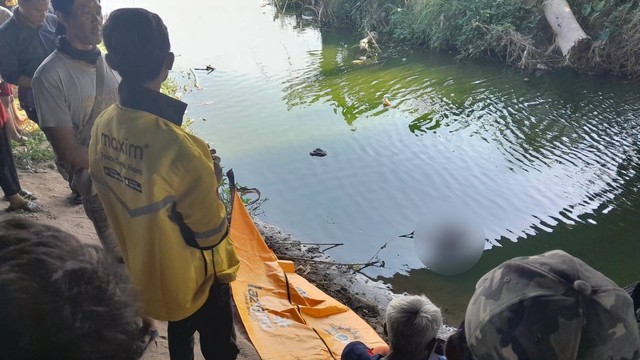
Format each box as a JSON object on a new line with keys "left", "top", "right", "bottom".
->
{"left": 1, "top": 166, "right": 404, "bottom": 359}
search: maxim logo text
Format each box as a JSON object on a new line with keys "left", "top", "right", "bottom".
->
{"left": 101, "top": 133, "right": 145, "bottom": 160}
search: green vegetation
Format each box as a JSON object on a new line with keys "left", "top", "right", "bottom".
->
{"left": 571, "top": 0, "right": 640, "bottom": 78}
{"left": 11, "top": 130, "right": 55, "bottom": 170}
{"left": 388, "top": 0, "right": 540, "bottom": 58}
{"left": 274, "top": 0, "right": 640, "bottom": 79}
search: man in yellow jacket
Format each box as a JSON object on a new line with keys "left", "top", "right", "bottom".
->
{"left": 88, "top": 8, "right": 240, "bottom": 360}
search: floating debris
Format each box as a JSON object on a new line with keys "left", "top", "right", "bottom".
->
{"left": 383, "top": 95, "right": 392, "bottom": 108}
{"left": 194, "top": 64, "right": 216, "bottom": 74}
{"left": 310, "top": 148, "right": 327, "bottom": 157}
{"left": 353, "top": 31, "right": 380, "bottom": 65}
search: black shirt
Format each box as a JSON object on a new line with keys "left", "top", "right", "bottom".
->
{"left": 0, "top": 8, "right": 56, "bottom": 106}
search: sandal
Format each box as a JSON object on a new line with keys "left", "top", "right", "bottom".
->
{"left": 69, "top": 192, "right": 82, "bottom": 205}
{"left": 19, "top": 189, "right": 37, "bottom": 200}
{"left": 3, "top": 189, "right": 37, "bottom": 201}
{"left": 7, "top": 200, "right": 42, "bottom": 212}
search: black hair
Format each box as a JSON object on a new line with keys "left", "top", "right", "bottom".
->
{"left": 444, "top": 321, "right": 476, "bottom": 360}
{"left": 51, "top": 0, "right": 73, "bottom": 15}
{"left": 51, "top": 0, "right": 73, "bottom": 35}
{"left": 103, "top": 8, "right": 170, "bottom": 84}
{"left": 0, "top": 216, "right": 145, "bottom": 360}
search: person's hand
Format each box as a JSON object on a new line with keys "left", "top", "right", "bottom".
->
{"left": 209, "top": 147, "right": 223, "bottom": 186}
{"left": 370, "top": 345, "right": 390, "bottom": 356}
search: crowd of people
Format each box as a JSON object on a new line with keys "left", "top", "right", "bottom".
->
{"left": 1, "top": 0, "right": 239, "bottom": 359}
{"left": 0, "top": 0, "right": 639, "bottom": 360}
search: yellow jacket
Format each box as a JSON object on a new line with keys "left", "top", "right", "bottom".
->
{"left": 88, "top": 85, "right": 239, "bottom": 321}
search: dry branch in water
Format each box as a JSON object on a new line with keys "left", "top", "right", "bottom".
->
{"left": 473, "top": 23, "right": 560, "bottom": 70}
{"left": 194, "top": 65, "right": 216, "bottom": 74}
{"left": 278, "top": 255, "right": 382, "bottom": 272}
{"left": 276, "top": 241, "right": 344, "bottom": 252}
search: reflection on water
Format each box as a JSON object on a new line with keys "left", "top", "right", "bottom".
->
{"left": 104, "top": 1, "right": 640, "bottom": 321}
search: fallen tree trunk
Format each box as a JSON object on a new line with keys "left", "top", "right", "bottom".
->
{"left": 543, "top": 0, "right": 592, "bottom": 66}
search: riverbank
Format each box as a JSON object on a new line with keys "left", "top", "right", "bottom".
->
{"left": 2, "top": 164, "right": 454, "bottom": 359}
{"left": 0, "top": 161, "right": 460, "bottom": 360}
{"left": 274, "top": 0, "right": 640, "bottom": 80}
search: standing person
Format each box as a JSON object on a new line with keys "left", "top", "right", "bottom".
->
{"left": 0, "top": 6, "right": 26, "bottom": 143}
{"left": 32, "top": 0, "right": 121, "bottom": 262}
{"left": 0, "top": 82, "right": 27, "bottom": 143}
{"left": 89, "top": 8, "right": 240, "bottom": 360}
{"left": 0, "top": 0, "right": 57, "bottom": 125}
{"left": 0, "top": 99, "right": 40, "bottom": 211}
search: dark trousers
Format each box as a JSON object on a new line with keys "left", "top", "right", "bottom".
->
{"left": 0, "top": 124, "right": 20, "bottom": 197}
{"left": 19, "top": 101, "right": 38, "bottom": 125}
{"left": 168, "top": 282, "right": 239, "bottom": 360}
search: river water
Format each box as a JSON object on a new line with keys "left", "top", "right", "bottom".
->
{"left": 103, "top": 0, "right": 640, "bottom": 323}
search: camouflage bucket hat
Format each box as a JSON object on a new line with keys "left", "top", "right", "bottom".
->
{"left": 464, "top": 250, "right": 640, "bottom": 360}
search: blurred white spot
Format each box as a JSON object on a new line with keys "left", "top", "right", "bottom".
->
{"left": 413, "top": 206, "right": 485, "bottom": 276}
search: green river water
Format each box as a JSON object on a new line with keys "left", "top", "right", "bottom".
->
{"left": 104, "top": 0, "right": 640, "bottom": 324}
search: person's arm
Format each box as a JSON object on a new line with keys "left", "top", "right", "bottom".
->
{"left": 0, "top": 29, "right": 24, "bottom": 86}
{"left": 341, "top": 341, "right": 378, "bottom": 360}
{"left": 16, "top": 75, "right": 31, "bottom": 88}
{"left": 41, "top": 127, "right": 88, "bottom": 170}
{"left": 32, "top": 69, "right": 87, "bottom": 170}
{"left": 174, "top": 147, "right": 229, "bottom": 249}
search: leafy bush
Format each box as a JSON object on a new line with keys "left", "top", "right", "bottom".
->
{"left": 388, "top": 0, "right": 541, "bottom": 59}
{"left": 272, "top": 0, "right": 640, "bottom": 78}
{"left": 569, "top": 0, "right": 640, "bottom": 78}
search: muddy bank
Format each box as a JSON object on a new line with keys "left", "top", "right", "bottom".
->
{"left": 4, "top": 166, "right": 455, "bottom": 360}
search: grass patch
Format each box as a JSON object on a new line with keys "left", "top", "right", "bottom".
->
{"left": 11, "top": 128, "right": 55, "bottom": 171}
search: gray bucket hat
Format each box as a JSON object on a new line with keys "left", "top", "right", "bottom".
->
{"left": 465, "top": 250, "right": 640, "bottom": 360}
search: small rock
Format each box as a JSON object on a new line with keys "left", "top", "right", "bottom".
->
{"left": 310, "top": 148, "right": 327, "bottom": 157}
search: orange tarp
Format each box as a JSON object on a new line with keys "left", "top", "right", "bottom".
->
{"left": 230, "top": 192, "right": 387, "bottom": 359}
